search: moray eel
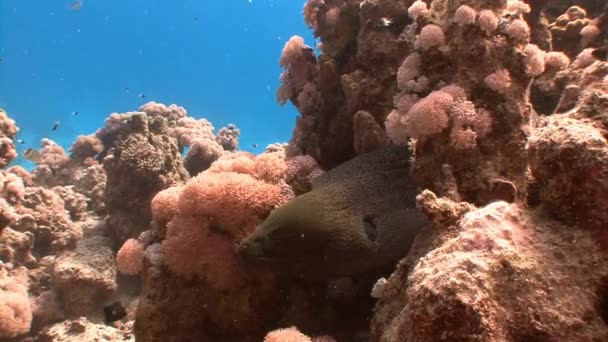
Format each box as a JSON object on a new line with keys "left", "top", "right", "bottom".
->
{"left": 237, "top": 144, "right": 429, "bottom": 279}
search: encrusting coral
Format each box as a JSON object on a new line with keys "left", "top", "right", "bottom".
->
{"left": 371, "top": 196, "right": 608, "bottom": 341}
{"left": 100, "top": 112, "right": 190, "bottom": 246}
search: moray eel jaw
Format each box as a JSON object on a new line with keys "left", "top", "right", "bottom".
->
{"left": 236, "top": 233, "right": 274, "bottom": 266}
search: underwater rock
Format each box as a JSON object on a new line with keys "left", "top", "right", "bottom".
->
{"left": 139, "top": 101, "right": 187, "bottom": 126}
{"left": 104, "top": 301, "right": 127, "bottom": 323}
{"left": 68, "top": 135, "right": 103, "bottom": 165}
{"left": 35, "top": 317, "right": 134, "bottom": 342}
{"left": 352, "top": 110, "right": 390, "bottom": 154}
{"left": 183, "top": 137, "right": 225, "bottom": 176}
{"left": 51, "top": 235, "right": 117, "bottom": 316}
{"left": 30, "top": 290, "right": 66, "bottom": 332}
{"left": 72, "top": 164, "right": 107, "bottom": 215}
{"left": 0, "top": 109, "right": 19, "bottom": 139}
{"left": 140, "top": 103, "right": 239, "bottom": 176}
{"left": 51, "top": 186, "right": 88, "bottom": 222}
{"left": 101, "top": 112, "right": 189, "bottom": 246}
{"left": 26, "top": 256, "right": 56, "bottom": 299}
{"left": 215, "top": 124, "right": 240, "bottom": 151}
{"left": 0, "top": 227, "right": 36, "bottom": 267}
{"left": 0, "top": 109, "right": 19, "bottom": 168}
{"left": 0, "top": 266, "right": 32, "bottom": 339}
{"left": 28, "top": 138, "right": 107, "bottom": 209}
{"left": 0, "top": 136, "right": 17, "bottom": 169}
{"left": 549, "top": 5, "right": 594, "bottom": 58}
{"left": 14, "top": 187, "right": 82, "bottom": 256}
{"left": 371, "top": 200, "right": 608, "bottom": 341}
{"left": 529, "top": 86, "right": 608, "bottom": 232}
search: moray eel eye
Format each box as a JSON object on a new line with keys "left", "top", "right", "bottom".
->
{"left": 363, "top": 215, "right": 378, "bottom": 242}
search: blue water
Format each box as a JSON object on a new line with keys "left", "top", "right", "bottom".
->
{"left": 0, "top": 0, "right": 315, "bottom": 164}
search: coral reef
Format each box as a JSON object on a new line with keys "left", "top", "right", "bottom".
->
{"left": 371, "top": 198, "right": 608, "bottom": 341}
{"left": 99, "top": 112, "right": 189, "bottom": 246}
{"left": 139, "top": 101, "right": 240, "bottom": 176}
{"left": 2, "top": 0, "right": 608, "bottom": 340}
{"left": 282, "top": 0, "right": 608, "bottom": 341}
{"left": 0, "top": 103, "right": 248, "bottom": 340}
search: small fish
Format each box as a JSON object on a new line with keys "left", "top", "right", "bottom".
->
{"left": 52, "top": 121, "right": 60, "bottom": 131}
{"left": 138, "top": 93, "right": 146, "bottom": 99}
{"left": 69, "top": 0, "right": 82, "bottom": 10}
{"left": 23, "top": 148, "right": 42, "bottom": 164}
{"left": 103, "top": 301, "right": 127, "bottom": 323}
{"left": 591, "top": 46, "right": 608, "bottom": 62}
{"left": 72, "top": 111, "right": 79, "bottom": 116}
{"left": 124, "top": 87, "right": 130, "bottom": 93}
{"left": 377, "top": 17, "right": 393, "bottom": 27}
{"left": 16, "top": 139, "right": 24, "bottom": 144}
{"left": 252, "top": 144, "right": 259, "bottom": 148}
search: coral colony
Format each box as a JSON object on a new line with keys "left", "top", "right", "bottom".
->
{"left": 1, "top": 0, "right": 608, "bottom": 341}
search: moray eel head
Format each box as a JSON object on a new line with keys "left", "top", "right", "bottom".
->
{"left": 237, "top": 145, "right": 428, "bottom": 279}
{"left": 237, "top": 195, "right": 329, "bottom": 271}
{"left": 237, "top": 192, "right": 392, "bottom": 279}
{"left": 237, "top": 232, "right": 273, "bottom": 262}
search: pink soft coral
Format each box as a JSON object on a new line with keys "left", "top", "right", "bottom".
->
{"left": 277, "top": 35, "right": 316, "bottom": 105}
{"left": 163, "top": 215, "right": 246, "bottom": 289}
{"left": 177, "top": 171, "right": 289, "bottom": 238}
{"left": 303, "top": 0, "right": 324, "bottom": 30}
{"left": 264, "top": 327, "right": 312, "bottom": 342}
{"left": 116, "top": 238, "right": 145, "bottom": 275}
{"left": 158, "top": 153, "right": 292, "bottom": 286}
{"left": 406, "top": 89, "right": 454, "bottom": 138}
{"left": 0, "top": 268, "right": 32, "bottom": 339}
{"left": 415, "top": 24, "right": 445, "bottom": 50}
{"left": 449, "top": 99, "right": 492, "bottom": 149}
{"left": 150, "top": 186, "right": 183, "bottom": 228}
{"left": 263, "top": 327, "right": 336, "bottom": 342}
{"left": 207, "top": 151, "right": 289, "bottom": 185}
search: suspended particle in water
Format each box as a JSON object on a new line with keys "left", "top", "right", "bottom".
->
{"left": 69, "top": 0, "right": 83, "bottom": 11}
